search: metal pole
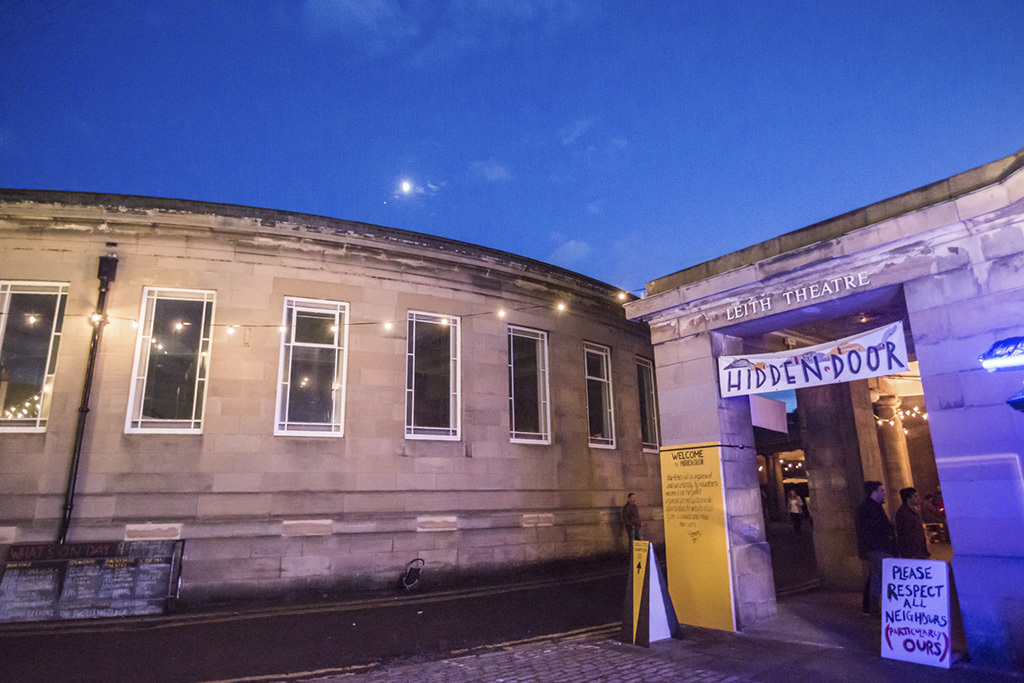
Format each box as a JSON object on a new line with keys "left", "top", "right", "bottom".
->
{"left": 58, "top": 254, "right": 117, "bottom": 544}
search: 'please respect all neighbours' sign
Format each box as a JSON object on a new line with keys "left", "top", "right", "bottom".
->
{"left": 881, "top": 558, "right": 953, "bottom": 668}
{"left": 717, "top": 321, "right": 909, "bottom": 398}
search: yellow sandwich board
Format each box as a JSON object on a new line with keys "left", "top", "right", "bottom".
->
{"left": 622, "top": 540, "right": 680, "bottom": 647}
{"left": 660, "top": 443, "right": 736, "bottom": 632}
{"left": 632, "top": 541, "right": 649, "bottom": 642}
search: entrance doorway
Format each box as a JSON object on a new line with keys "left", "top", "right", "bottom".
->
{"left": 723, "top": 285, "right": 952, "bottom": 595}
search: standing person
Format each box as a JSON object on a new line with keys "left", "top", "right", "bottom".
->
{"left": 855, "top": 480, "right": 895, "bottom": 616}
{"left": 921, "top": 493, "right": 945, "bottom": 524}
{"left": 895, "top": 487, "right": 930, "bottom": 559}
{"left": 787, "top": 489, "right": 805, "bottom": 535}
{"left": 621, "top": 492, "right": 642, "bottom": 543}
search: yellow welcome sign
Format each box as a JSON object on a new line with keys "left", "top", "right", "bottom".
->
{"left": 660, "top": 443, "right": 736, "bottom": 632}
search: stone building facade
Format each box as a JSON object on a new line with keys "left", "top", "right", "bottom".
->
{"left": 626, "top": 146, "right": 1024, "bottom": 671}
{"left": 0, "top": 191, "right": 661, "bottom": 603}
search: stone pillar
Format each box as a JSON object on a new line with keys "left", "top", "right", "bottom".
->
{"left": 652, "top": 329, "right": 777, "bottom": 628}
{"left": 873, "top": 394, "right": 914, "bottom": 506}
{"left": 770, "top": 454, "right": 786, "bottom": 522}
{"left": 796, "top": 380, "right": 883, "bottom": 590}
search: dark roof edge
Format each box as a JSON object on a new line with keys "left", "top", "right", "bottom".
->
{"left": 647, "top": 145, "right": 1024, "bottom": 296}
{"left": 0, "top": 188, "right": 626, "bottom": 298}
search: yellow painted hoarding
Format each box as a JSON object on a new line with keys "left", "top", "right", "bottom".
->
{"left": 660, "top": 443, "right": 736, "bottom": 632}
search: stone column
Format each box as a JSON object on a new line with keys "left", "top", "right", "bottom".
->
{"left": 770, "top": 454, "right": 786, "bottom": 522}
{"left": 796, "top": 380, "right": 882, "bottom": 590}
{"left": 873, "top": 394, "right": 914, "bottom": 507}
{"left": 652, "top": 328, "right": 777, "bottom": 628}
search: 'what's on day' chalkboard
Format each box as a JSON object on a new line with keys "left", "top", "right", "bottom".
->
{"left": 881, "top": 558, "right": 953, "bottom": 669}
{"left": 0, "top": 540, "right": 183, "bottom": 622}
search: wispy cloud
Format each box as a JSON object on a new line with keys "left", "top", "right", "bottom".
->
{"left": 558, "top": 118, "right": 593, "bottom": 146}
{"left": 302, "top": 0, "right": 584, "bottom": 62}
{"left": 469, "top": 159, "right": 511, "bottom": 182}
{"left": 302, "top": 0, "right": 418, "bottom": 53}
{"left": 547, "top": 238, "right": 592, "bottom": 267}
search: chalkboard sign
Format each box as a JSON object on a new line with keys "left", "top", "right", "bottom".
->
{"left": 0, "top": 540, "right": 183, "bottom": 622}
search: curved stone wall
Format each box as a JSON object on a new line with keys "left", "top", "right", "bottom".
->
{"left": 0, "top": 191, "right": 660, "bottom": 602}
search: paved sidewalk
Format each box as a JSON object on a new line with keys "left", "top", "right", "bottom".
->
{"left": 317, "top": 635, "right": 759, "bottom": 683}
{"left": 309, "top": 589, "right": 1019, "bottom": 683}
{"left": 314, "top": 628, "right": 1016, "bottom": 683}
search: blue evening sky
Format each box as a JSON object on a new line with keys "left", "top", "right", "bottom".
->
{"left": 1, "top": 1, "right": 1021, "bottom": 292}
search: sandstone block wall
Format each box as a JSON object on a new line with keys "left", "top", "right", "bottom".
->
{"left": 0, "top": 196, "right": 661, "bottom": 603}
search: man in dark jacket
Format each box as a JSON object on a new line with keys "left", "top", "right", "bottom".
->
{"left": 621, "top": 492, "right": 642, "bottom": 542}
{"left": 895, "top": 487, "right": 930, "bottom": 559}
{"left": 855, "top": 480, "right": 894, "bottom": 615}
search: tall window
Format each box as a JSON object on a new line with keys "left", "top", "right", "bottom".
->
{"left": 585, "top": 342, "right": 615, "bottom": 447}
{"left": 275, "top": 297, "right": 349, "bottom": 436}
{"left": 508, "top": 326, "right": 550, "bottom": 443}
{"left": 406, "top": 311, "right": 460, "bottom": 439}
{"left": 0, "top": 282, "right": 68, "bottom": 432}
{"left": 637, "top": 357, "right": 660, "bottom": 450}
{"left": 126, "top": 288, "right": 215, "bottom": 433}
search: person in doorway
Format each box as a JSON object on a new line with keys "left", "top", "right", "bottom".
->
{"left": 855, "top": 480, "right": 895, "bottom": 616}
{"left": 894, "top": 487, "right": 930, "bottom": 559}
{"left": 921, "top": 493, "right": 945, "bottom": 524}
{"left": 621, "top": 492, "right": 642, "bottom": 543}
{"left": 787, "top": 489, "right": 805, "bottom": 535}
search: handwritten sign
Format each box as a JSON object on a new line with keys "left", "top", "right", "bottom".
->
{"left": 881, "top": 558, "right": 952, "bottom": 668}
{"left": 717, "top": 322, "right": 908, "bottom": 398}
{"left": 0, "top": 541, "right": 182, "bottom": 622}
{"left": 660, "top": 444, "right": 735, "bottom": 632}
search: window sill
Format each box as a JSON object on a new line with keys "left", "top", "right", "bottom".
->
{"left": 511, "top": 437, "right": 552, "bottom": 446}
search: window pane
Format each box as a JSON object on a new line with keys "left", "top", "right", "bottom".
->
{"left": 638, "top": 360, "right": 658, "bottom": 447}
{"left": 294, "top": 310, "right": 335, "bottom": 345}
{"left": 412, "top": 320, "right": 451, "bottom": 428}
{"left": 587, "top": 378, "right": 607, "bottom": 439}
{"left": 142, "top": 298, "right": 204, "bottom": 420}
{"left": 287, "top": 346, "right": 336, "bottom": 423}
{"left": 511, "top": 334, "right": 540, "bottom": 434}
{"left": 585, "top": 344, "right": 614, "bottom": 446}
{"left": 1, "top": 292, "right": 57, "bottom": 421}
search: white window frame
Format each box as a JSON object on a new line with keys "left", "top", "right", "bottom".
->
{"left": 405, "top": 311, "right": 461, "bottom": 440}
{"left": 0, "top": 281, "right": 69, "bottom": 433}
{"left": 637, "top": 357, "right": 660, "bottom": 451}
{"left": 508, "top": 325, "right": 551, "bottom": 444}
{"left": 274, "top": 297, "right": 350, "bottom": 437}
{"left": 585, "top": 342, "right": 615, "bottom": 448}
{"left": 125, "top": 287, "right": 215, "bottom": 434}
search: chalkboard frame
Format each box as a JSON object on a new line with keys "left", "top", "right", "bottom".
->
{"left": 0, "top": 540, "right": 184, "bottom": 622}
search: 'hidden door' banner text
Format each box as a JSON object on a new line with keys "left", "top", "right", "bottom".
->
{"left": 717, "top": 321, "right": 908, "bottom": 398}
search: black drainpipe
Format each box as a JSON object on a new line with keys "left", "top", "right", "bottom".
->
{"left": 58, "top": 254, "right": 118, "bottom": 544}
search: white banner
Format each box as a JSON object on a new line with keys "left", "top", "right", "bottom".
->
{"left": 718, "top": 321, "right": 909, "bottom": 398}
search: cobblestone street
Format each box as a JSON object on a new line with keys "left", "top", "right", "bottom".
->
{"left": 321, "top": 638, "right": 758, "bottom": 683}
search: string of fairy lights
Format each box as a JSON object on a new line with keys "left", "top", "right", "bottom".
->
{"left": 874, "top": 404, "right": 928, "bottom": 434}
{"left": 74, "top": 292, "right": 631, "bottom": 333}
{"left": 2, "top": 291, "right": 634, "bottom": 421}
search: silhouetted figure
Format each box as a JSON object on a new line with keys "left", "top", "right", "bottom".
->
{"left": 787, "top": 489, "right": 805, "bottom": 535}
{"left": 895, "top": 487, "right": 930, "bottom": 559}
{"left": 621, "top": 492, "right": 642, "bottom": 542}
{"left": 855, "top": 480, "right": 895, "bottom": 616}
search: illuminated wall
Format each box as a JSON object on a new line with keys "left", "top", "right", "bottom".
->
{"left": 0, "top": 191, "right": 659, "bottom": 602}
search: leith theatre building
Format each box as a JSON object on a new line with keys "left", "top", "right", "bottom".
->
{"left": 2, "top": 146, "right": 1024, "bottom": 671}
{"left": 626, "top": 145, "right": 1024, "bottom": 671}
